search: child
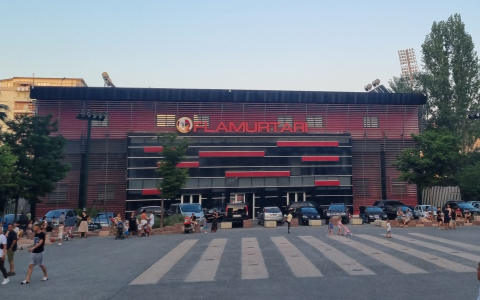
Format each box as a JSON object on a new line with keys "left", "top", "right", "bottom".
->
{"left": 343, "top": 225, "right": 353, "bottom": 236}
{"left": 124, "top": 222, "right": 130, "bottom": 237}
{"left": 328, "top": 220, "right": 333, "bottom": 235}
{"left": 337, "top": 219, "right": 343, "bottom": 235}
{"left": 203, "top": 218, "right": 207, "bottom": 233}
{"left": 385, "top": 219, "right": 392, "bottom": 238}
{"left": 58, "top": 222, "right": 64, "bottom": 246}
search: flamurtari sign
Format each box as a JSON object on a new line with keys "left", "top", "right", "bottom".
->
{"left": 176, "top": 118, "right": 308, "bottom": 134}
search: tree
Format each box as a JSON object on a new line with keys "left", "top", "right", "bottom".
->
{"left": 388, "top": 76, "right": 417, "bottom": 93}
{"left": 0, "top": 144, "right": 17, "bottom": 215}
{"left": 0, "top": 104, "right": 9, "bottom": 123}
{"left": 456, "top": 152, "right": 480, "bottom": 200}
{"left": 0, "top": 115, "right": 71, "bottom": 221}
{"left": 156, "top": 133, "right": 189, "bottom": 228}
{"left": 393, "top": 130, "right": 462, "bottom": 209}
{"left": 418, "top": 14, "right": 480, "bottom": 151}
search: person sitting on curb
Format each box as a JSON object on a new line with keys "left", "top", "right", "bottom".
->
{"left": 400, "top": 209, "right": 413, "bottom": 227}
{"left": 396, "top": 207, "right": 404, "bottom": 222}
{"left": 465, "top": 209, "right": 472, "bottom": 223}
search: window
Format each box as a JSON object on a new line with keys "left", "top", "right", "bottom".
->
{"left": 97, "top": 184, "right": 115, "bottom": 202}
{"left": 194, "top": 115, "right": 210, "bottom": 126}
{"left": 36, "top": 82, "right": 51, "bottom": 86}
{"left": 47, "top": 184, "right": 68, "bottom": 203}
{"left": 306, "top": 116, "right": 323, "bottom": 128}
{"left": 277, "top": 116, "right": 293, "bottom": 128}
{"left": 92, "top": 114, "right": 109, "bottom": 127}
{"left": 363, "top": 117, "right": 379, "bottom": 128}
{"left": 391, "top": 181, "right": 407, "bottom": 195}
{"left": 156, "top": 114, "right": 176, "bottom": 127}
{"left": 353, "top": 179, "right": 370, "bottom": 196}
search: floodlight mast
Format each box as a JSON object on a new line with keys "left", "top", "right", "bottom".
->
{"left": 102, "top": 72, "right": 116, "bottom": 87}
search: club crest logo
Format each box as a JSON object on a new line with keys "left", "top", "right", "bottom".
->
{"left": 176, "top": 117, "right": 193, "bottom": 133}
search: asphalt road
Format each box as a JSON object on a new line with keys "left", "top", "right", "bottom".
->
{"left": 2, "top": 224, "right": 479, "bottom": 300}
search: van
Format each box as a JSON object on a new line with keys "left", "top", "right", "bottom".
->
{"left": 168, "top": 204, "right": 204, "bottom": 222}
{"left": 224, "top": 203, "right": 249, "bottom": 224}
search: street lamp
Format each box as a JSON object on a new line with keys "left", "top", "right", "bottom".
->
{"left": 76, "top": 110, "right": 108, "bottom": 209}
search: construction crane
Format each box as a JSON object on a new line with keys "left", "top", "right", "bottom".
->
{"left": 102, "top": 72, "right": 116, "bottom": 87}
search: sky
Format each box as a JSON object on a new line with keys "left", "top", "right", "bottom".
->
{"left": 0, "top": 0, "right": 479, "bottom": 92}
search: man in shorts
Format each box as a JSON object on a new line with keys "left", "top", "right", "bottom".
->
{"left": 21, "top": 223, "right": 48, "bottom": 284}
{"left": 6, "top": 223, "right": 18, "bottom": 276}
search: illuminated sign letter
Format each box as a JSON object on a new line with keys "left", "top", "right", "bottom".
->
{"left": 216, "top": 122, "right": 228, "bottom": 132}
{"left": 258, "top": 122, "right": 269, "bottom": 132}
{"left": 229, "top": 122, "right": 245, "bottom": 133}
{"left": 280, "top": 123, "right": 293, "bottom": 133}
{"left": 245, "top": 122, "right": 258, "bottom": 133}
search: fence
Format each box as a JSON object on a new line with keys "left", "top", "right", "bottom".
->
{"left": 421, "top": 186, "right": 461, "bottom": 208}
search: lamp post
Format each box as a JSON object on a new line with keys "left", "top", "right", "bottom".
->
{"left": 76, "top": 110, "right": 108, "bottom": 209}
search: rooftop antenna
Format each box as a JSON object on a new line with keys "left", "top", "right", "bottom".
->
{"left": 102, "top": 72, "right": 116, "bottom": 87}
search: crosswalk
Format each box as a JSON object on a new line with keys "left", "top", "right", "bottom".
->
{"left": 130, "top": 233, "right": 479, "bottom": 285}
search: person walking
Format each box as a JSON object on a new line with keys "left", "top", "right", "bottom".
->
{"left": 21, "top": 223, "right": 48, "bottom": 284}
{"left": 148, "top": 212, "right": 154, "bottom": 236}
{"left": 57, "top": 222, "right": 64, "bottom": 246}
{"left": 451, "top": 206, "right": 457, "bottom": 230}
{"left": 6, "top": 223, "right": 18, "bottom": 276}
{"left": 0, "top": 227, "right": 9, "bottom": 285}
{"left": 337, "top": 219, "right": 344, "bottom": 235}
{"left": 58, "top": 212, "right": 65, "bottom": 226}
{"left": 211, "top": 209, "right": 218, "bottom": 233}
{"left": 385, "top": 219, "right": 392, "bottom": 238}
{"left": 436, "top": 207, "right": 443, "bottom": 228}
{"left": 128, "top": 212, "right": 138, "bottom": 237}
{"left": 286, "top": 209, "right": 293, "bottom": 234}
{"left": 77, "top": 211, "right": 89, "bottom": 238}
{"left": 327, "top": 220, "right": 333, "bottom": 236}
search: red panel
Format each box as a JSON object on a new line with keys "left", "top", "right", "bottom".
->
{"left": 142, "top": 189, "right": 161, "bottom": 195}
{"left": 315, "top": 180, "right": 340, "bottom": 186}
{"left": 177, "top": 162, "right": 200, "bottom": 168}
{"left": 277, "top": 141, "right": 339, "bottom": 147}
{"left": 199, "top": 151, "right": 265, "bottom": 157}
{"left": 144, "top": 146, "right": 163, "bottom": 153}
{"left": 302, "top": 156, "right": 339, "bottom": 162}
{"left": 226, "top": 171, "right": 290, "bottom": 177}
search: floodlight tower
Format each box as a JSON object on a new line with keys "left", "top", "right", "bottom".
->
{"left": 102, "top": 72, "right": 116, "bottom": 87}
{"left": 398, "top": 48, "right": 419, "bottom": 82}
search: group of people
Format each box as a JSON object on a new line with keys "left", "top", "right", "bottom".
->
{"left": 0, "top": 222, "right": 48, "bottom": 285}
{"left": 437, "top": 205, "right": 471, "bottom": 230}
{"left": 395, "top": 208, "right": 414, "bottom": 227}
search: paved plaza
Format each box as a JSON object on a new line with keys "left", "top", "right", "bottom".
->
{"left": 1, "top": 225, "right": 479, "bottom": 300}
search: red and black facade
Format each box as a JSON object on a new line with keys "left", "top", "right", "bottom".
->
{"left": 31, "top": 87, "right": 426, "bottom": 217}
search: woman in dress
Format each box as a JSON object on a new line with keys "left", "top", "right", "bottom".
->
{"left": 128, "top": 212, "right": 138, "bottom": 236}
{"left": 211, "top": 209, "right": 218, "bottom": 233}
{"left": 77, "top": 211, "right": 89, "bottom": 238}
{"left": 112, "top": 213, "right": 121, "bottom": 237}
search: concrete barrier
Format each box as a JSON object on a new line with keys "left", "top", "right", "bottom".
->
{"left": 220, "top": 222, "right": 232, "bottom": 229}
{"left": 309, "top": 220, "right": 323, "bottom": 226}
{"left": 351, "top": 218, "right": 363, "bottom": 225}
{"left": 374, "top": 220, "right": 383, "bottom": 226}
{"left": 264, "top": 221, "right": 277, "bottom": 228}
{"left": 475, "top": 216, "right": 480, "bottom": 222}
{"left": 381, "top": 221, "right": 388, "bottom": 228}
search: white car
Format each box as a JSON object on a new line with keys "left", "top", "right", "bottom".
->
{"left": 413, "top": 205, "right": 437, "bottom": 218}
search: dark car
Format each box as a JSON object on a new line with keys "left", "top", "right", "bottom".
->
{"left": 90, "top": 212, "right": 115, "bottom": 229}
{"left": 385, "top": 205, "right": 418, "bottom": 220}
{"left": 325, "top": 203, "right": 350, "bottom": 224}
{"left": 286, "top": 201, "right": 325, "bottom": 218}
{"left": 442, "top": 201, "right": 480, "bottom": 217}
{"left": 364, "top": 206, "right": 388, "bottom": 223}
{"left": 224, "top": 203, "right": 249, "bottom": 224}
{"left": 135, "top": 206, "right": 165, "bottom": 217}
{"left": 205, "top": 207, "right": 225, "bottom": 222}
{"left": 1, "top": 214, "right": 29, "bottom": 231}
{"left": 373, "top": 200, "right": 407, "bottom": 211}
{"left": 294, "top": 206, "right": 322, "bottom": 225}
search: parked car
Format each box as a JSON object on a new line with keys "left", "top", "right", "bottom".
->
{"left": 465, "top": 201, "right": 480, "bottom": 209}
{"left": 90, "top": 212, "right": 115, "bottom": 229}
{"left": 373, "top": 200, "right": 407, "bottom": 211}
{"left": 135, "top": 206, "right": 165, "bottom": 217}
{"left": 1, "top": 214, "right": 29, "bottom": 231}
{"left": 257, "top": 206, "right": 283, "bottom": 225}
{"left": 223, "top": 203, "right": 249, "bottom": 224}
{"left": 325, "top": 203, "right": 350, "bottom": 224}
{"left": 205, "top": 207, "right": 225, "bottom": 222}
{"left": 168, "top": 203, "right": 205, "bottom": 222}
{"left": 442, "top": 201, "right": 480, "bottom": 217}
{"left": 385, "top": 205, "right": 418, "bottom": 220}
{"left": 413, "top": 205, "right": 437, "bottom": 218}
{"left": 45, "top": 209, "right": 77, "bottom": 229}
{"left": 364, "top": 206, "right": 388, "bottom": 223}
{"left": 294, "top": 206, "right": 322, "bottom": 225}
{"left": 286, "top": 201, "right": 325, "bottom": 218}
